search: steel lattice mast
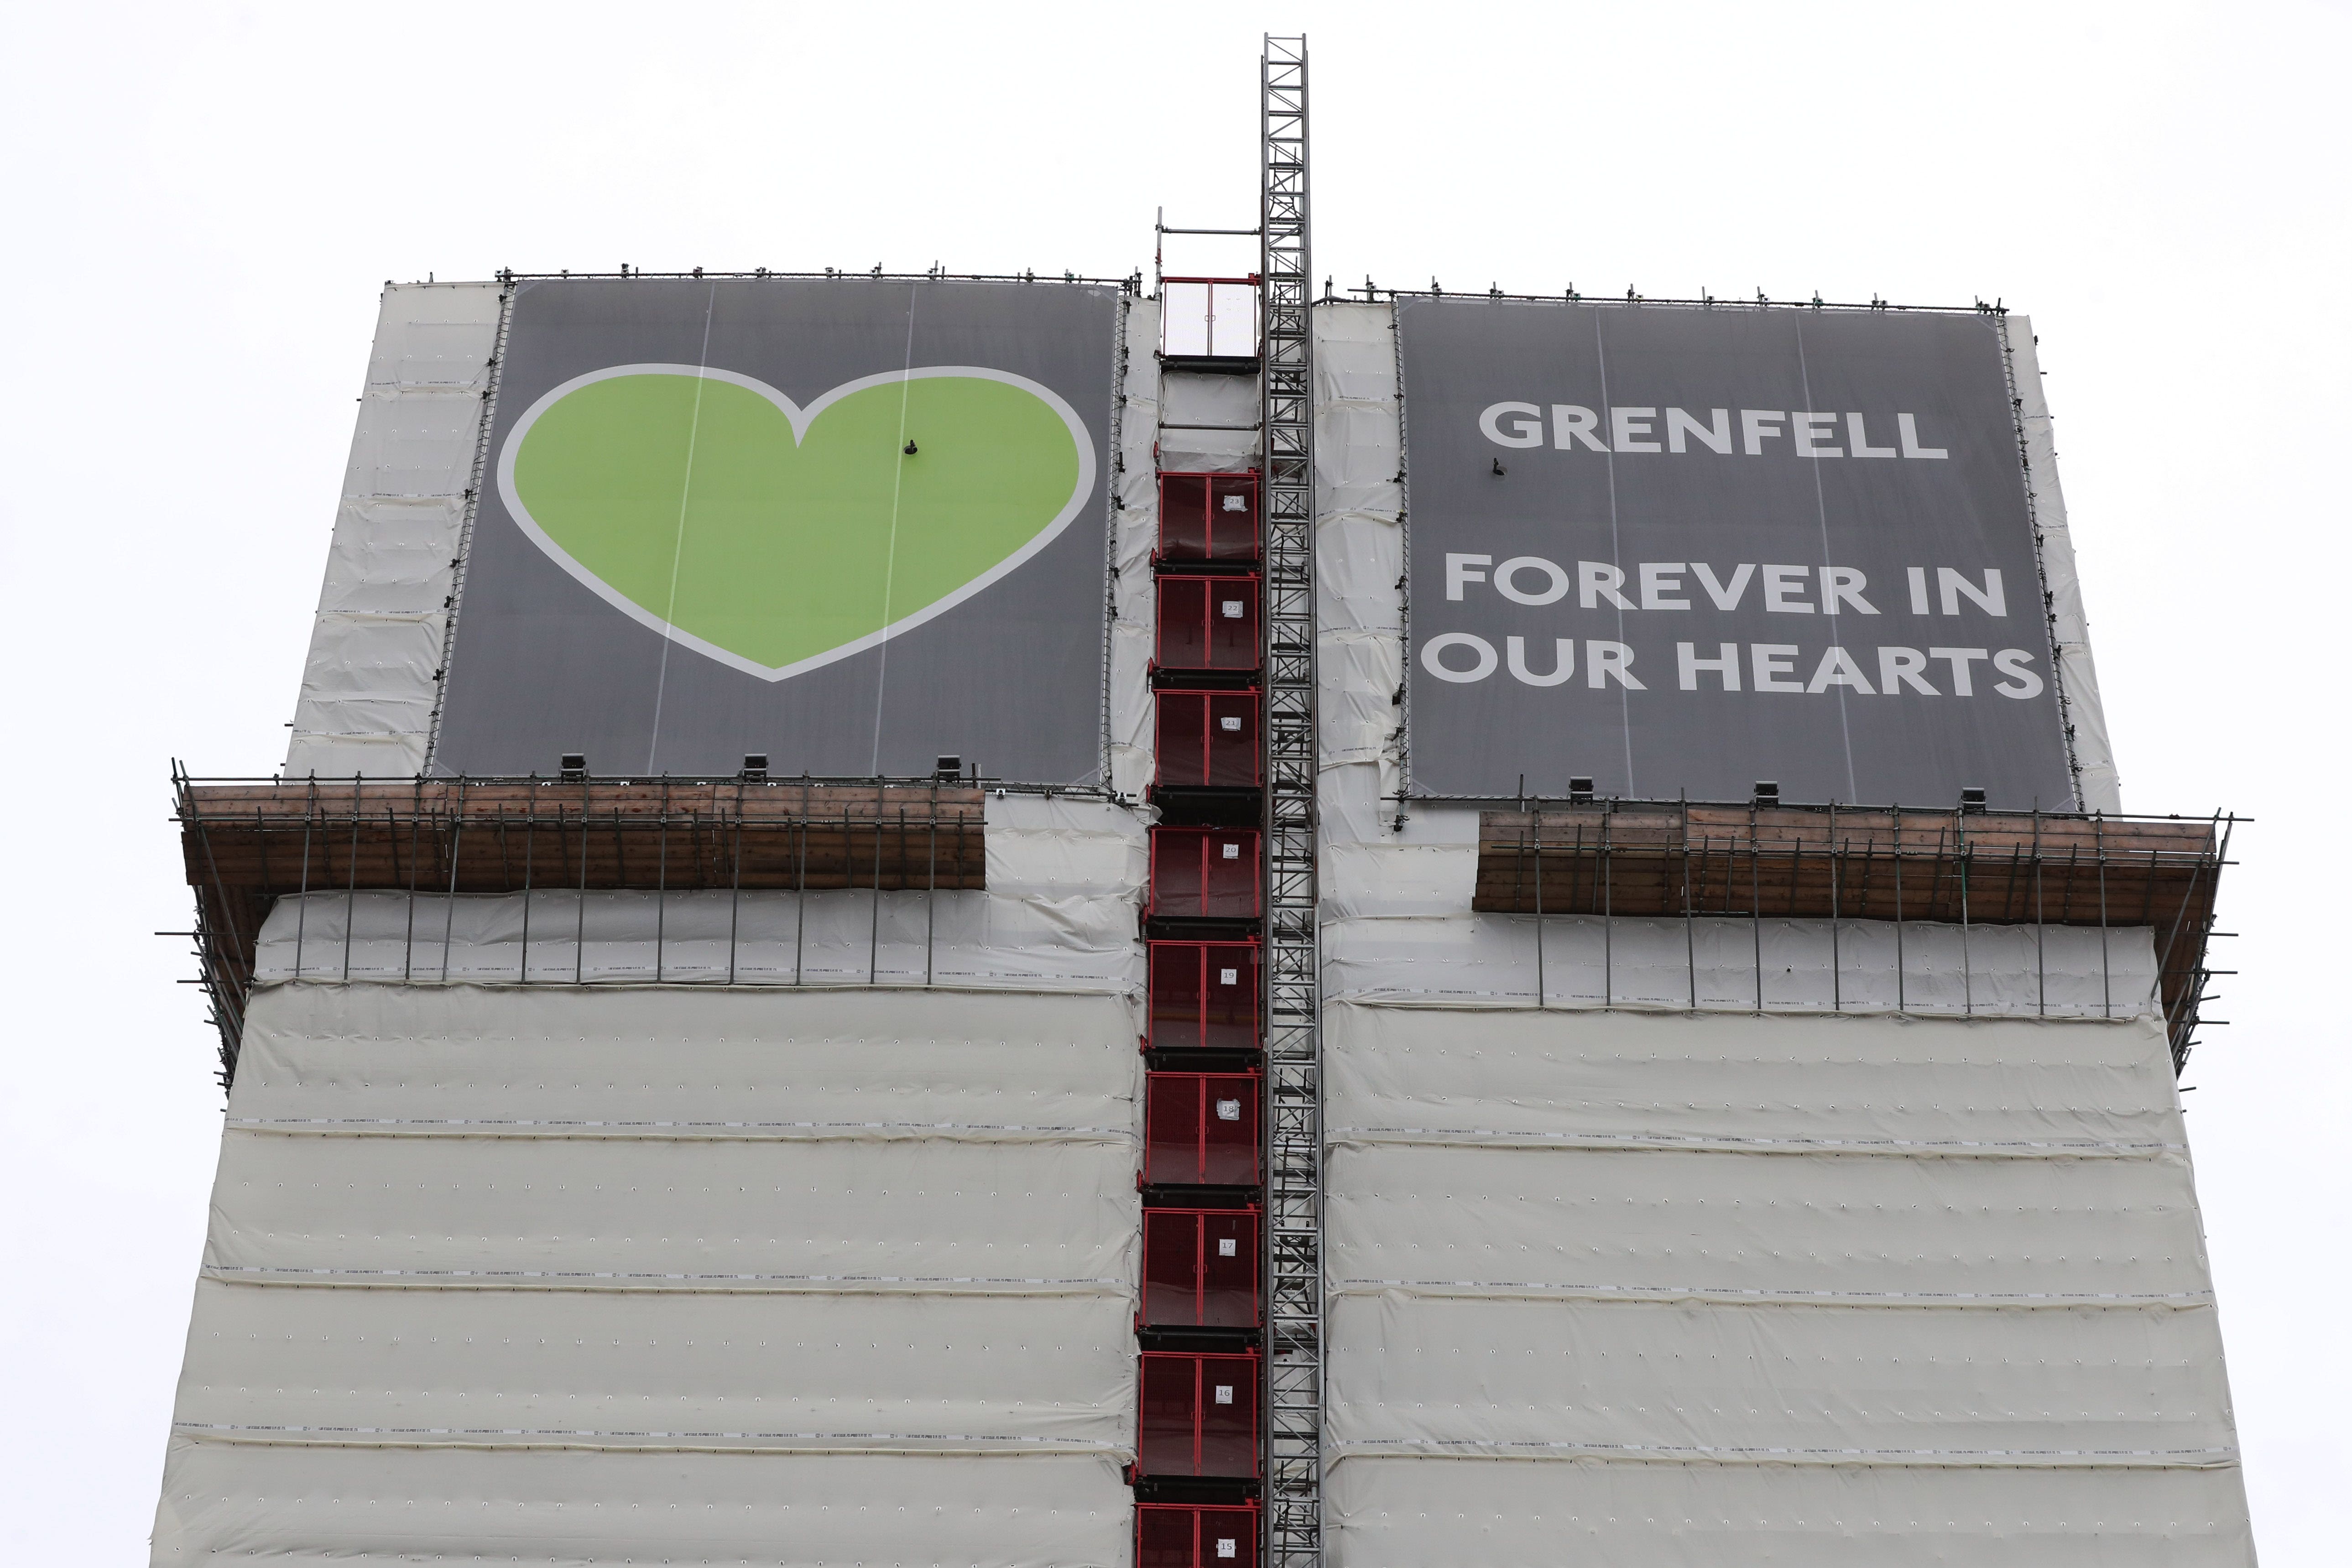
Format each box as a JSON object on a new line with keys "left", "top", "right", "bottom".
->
{"left": 1259, "top": 32, "right": 1321, "bottom": 1568}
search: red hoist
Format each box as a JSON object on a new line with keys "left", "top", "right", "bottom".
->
{"left": 1132, "top": 227, "right": 1269, "bottom": 1539}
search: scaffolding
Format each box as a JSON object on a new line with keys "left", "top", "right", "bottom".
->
{"left": 1259, "top": 32, "right": 1321, "bottom": 1568}
{"left": 1473, "top": 799, "right": 2234, "bottom": 1069}
{"left": 1339, "top": 280, "right": 2004, "bottom": 315}
{"left": 173, "top": 771, "right": 996, "bottom": 1086}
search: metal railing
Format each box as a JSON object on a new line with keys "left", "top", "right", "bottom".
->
{"left": 1470, "top": 798, "right": 2235, "bottom": 1070}
{"left": 170, "top": 769, "right": 1017, "bottom": 1087}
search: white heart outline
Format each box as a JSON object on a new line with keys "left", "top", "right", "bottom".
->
{"left": 495, "top": 362, "right": 1097, "bottom": 682}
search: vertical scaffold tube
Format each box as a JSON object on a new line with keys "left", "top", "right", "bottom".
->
{"left": 1259, "top": 32, "right": 1320, "bottom": 1568}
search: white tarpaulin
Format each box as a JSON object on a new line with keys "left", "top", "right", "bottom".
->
{"left": 250, "top": 887, "right": 1143, "bottom": 991}
{"left": 227, "top": 985, "right": 1141, "bottom": 1144}
{"left": 1329, "top": 1290, "right": 2235, "bottom": 1464}
{"left": 1158, "top": 369, "right": 1260, "bottom": 473}
{"left": 1315, "top": 303, "right": 1407, "bottom": 834}
{"left": 1330, "top": 1142, "right": 2212, "bottom": 1306}
{"left": 1111, "top": 301, "right": 1160, "bottom": 800}
{"left": 1326, "top": 1004, "right": 2185, "bottom": 1156}
{"left": 1327, "top": 1455, "right": 2254, "bottom": 1568}
{"left": 153, "top": 983, "right": 1143, "bottom": 1562}
{"left": 2007, "top": 317, "right": 2121, "bottom": 813}
{"left": 1321, "top": 1003, "right": 2249, "bottom": 1562}
{"left": 287, "top": 282, "right": 501, "bottom": 778}
{"left": 153, "top": 1444, "right": 1130, "bottom": 1567}
{"left": 206, "top": 1134, "right": 1137, "bottom": 1292}
{"left": 174, "top": 1280, "right": 1132, "bottom": 1453}
{"left": 1324, "top": 911, "right": 2162, "bottom": 1018}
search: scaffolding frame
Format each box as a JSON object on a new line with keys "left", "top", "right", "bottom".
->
{"left": 1340, "top": 281, "right": 2005, "bottom": 316}
{"left": 492, "top": 266, "right": 1142, "bottom": 289}
{"left": 172, "top": 770, "right": 1005, "bottom": 1088}
{"left": 1258, "top": 32, "right": 1321, "bottom": 1568}
{"left": 1473, "top": 798, "right": 2235, "bottom": 1071}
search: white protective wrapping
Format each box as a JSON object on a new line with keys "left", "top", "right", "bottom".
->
{"left": 287, "top": 282, "right": 501, "bottom": 778}
{"left": 1158, "top": 368, "right": 1261, "bottom": 474}
{"left": 153, "top": 983, "right": 1143, "bottom": 1561}
{"left": 2006, "top": 316, "right": 2121, "bottom": 813}
{"left": 174, "top": 1281, "right": 1132, "bottom": 1452}
{"left": 1325, "top": 1005, "right": 2186, "bottom": 1156}
{"left": 1327, "top": 1457, "right": 2255, "bottom": 1568}
{"left": 1314, "top": 302, "right": 1407, "bottom": 844}
{"left": 246, "top": 791, "right": 1150, "bottom": 998}
{"left": 207, "top": 1132, "right": 1135, "bottom": 1291}
{"left": 1329, "top": 1291, "right": 2234, "bottom": 1463}
{"left": 153, "top": 1445, "right": 1130, "bottom": 1566}
{"left": 1322, "top": 1003, "right": 2250, "bottom": 1563}
{"left": 225, "top": 985, "right": 1140, "bottom": 1142}
{"left": 1330, "top": 1142, "right": 2212, "bottom": 1305}
{"left": 1324, "top": 911, "right": 2162, "bottom": 1018}
{"left": 1111, "top": 301, "right": 1160, "bottom": 799}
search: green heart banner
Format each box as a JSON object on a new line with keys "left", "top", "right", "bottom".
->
{"left": 496, "top": 363, "right": 1095, "bottom": 680}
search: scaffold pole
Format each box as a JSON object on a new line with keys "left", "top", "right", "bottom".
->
{"left": 1259, "top": 31, "right": 1321, "bottom": 1568}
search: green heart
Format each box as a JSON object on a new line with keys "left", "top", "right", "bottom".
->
{"left": 498, "top": 365, "right": 1091, "bottom": 678}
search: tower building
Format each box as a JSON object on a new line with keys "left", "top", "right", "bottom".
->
{"left": 151, "top": 36, "right": 2250, "bottom": 1568}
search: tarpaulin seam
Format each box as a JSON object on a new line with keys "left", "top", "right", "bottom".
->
{"left": 1316, "top": 990, "right": 2155, "bottom": 1016}
{"left": 1325, "top": 1279, "right": 2214, "bottom": 1306}
{"left": 201, "top": 1266, "right": 1130, "bottom": 1290}
{"left": 640, "top": 283, "right": 718, "bottom": 772}
{"left": 249, "top": 973, "right": 1144, "bottom": 995}
{"left": 1325, "top": 1127, "right": 2181, "bottom": 1155}
{"left": 863, "top": 284, "right": 923, "bottom": 774}
{"left": 1324, "top": 1438, "right": 2237, "bottom": 1468}
{"left": 1589, "top": 310, "right": 1638, "bottom": 792}
{"left": 173, "top": 1422, "right": 1129, "bottom": 1452}
{"left": 227, "top": 1116, "right": 1131, "bottom": 1135}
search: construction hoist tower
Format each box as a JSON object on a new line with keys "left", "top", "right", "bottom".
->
{"left": 1256, "top": 33, "right": 1322, "bottom": 1568}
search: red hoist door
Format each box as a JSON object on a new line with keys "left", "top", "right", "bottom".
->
{"left": 1155, "top": 574, "right": 1261, "bottom": 672}
{"left": 1137, "top": 1502, "right": 1261, "bottom": 1568}
{"left": 1158, "top": 472, "right": 1262, "bottom": 563}
{"left": 1144, "top": 1072, "right": 1262, "bottom": 1187}
{"left": 1137, "top": 1351, "right": 1262, "bottom": 1479}
{"left": 1148, "top": 828, "right": 1262, "bottom": 922}
{"left": 1153, "top": 689, "right": 1262, "bottom": 789}
{"left": 1141, "top": 1208, "right": 1261, "bottom": 1329}
{"left": 1147, "top": 940, "right": 1260, "bottom": 1051}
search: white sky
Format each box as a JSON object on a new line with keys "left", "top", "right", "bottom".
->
{"left": 1, "top": 2, "right": 2343, "bottom": 1559}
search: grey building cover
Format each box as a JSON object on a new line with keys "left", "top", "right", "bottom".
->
{"left": 1398, "top": 298, "right": 2078, "bottom": 807}
{"left": 433, "top": 277, "right": 1116, "bottom": 781}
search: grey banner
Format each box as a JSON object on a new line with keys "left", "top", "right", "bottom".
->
{"left": 1398, "top": 298, "right": 2077, "bottom": 808}
{"left": 433, "top": 277, "right": 1116, "bottom": 781}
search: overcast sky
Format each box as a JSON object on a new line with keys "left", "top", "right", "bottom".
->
{"left": 2, "top": 2, "right": 2343, "bottom": 1560}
